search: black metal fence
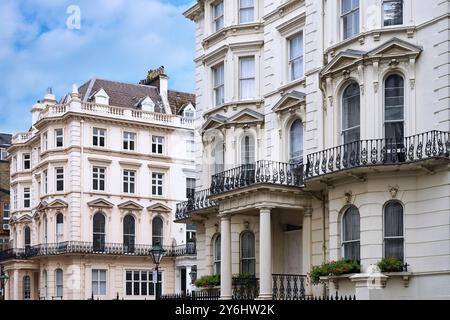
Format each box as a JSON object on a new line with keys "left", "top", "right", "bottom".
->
{"left": 211, "top": 161, "right": 304, "bottom": 195}
{"left": 272, "top": 274, "right": 306, "bottom": 300}
{"left": 159, "top": 289, "right": 220, "bottom": 300}
{"left": 306, "top": 130, "right": 450, "bottom": 178}
{"left": 232, "top": 277, "right": 259, "bottom": 300}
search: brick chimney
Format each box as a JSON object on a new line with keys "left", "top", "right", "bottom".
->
{"left": 140, "top": 66, "right": 170, "bottom": 113}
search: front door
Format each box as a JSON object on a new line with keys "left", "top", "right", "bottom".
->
{"left": 181, "top": 268, "right": 187, "bottom": 295}
{"left": 283, "top": 229, "right": 302, "bottom": 275}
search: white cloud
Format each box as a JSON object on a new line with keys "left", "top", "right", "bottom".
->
{"left": 0, "top": 0, "right": 196, "bottom": 133}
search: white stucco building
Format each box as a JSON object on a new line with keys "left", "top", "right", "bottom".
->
{"left": 178, "top": 0, "right": 450, "bottom": 300}
{"left": 0, "top": 67, "right": 199, "bottom": 300}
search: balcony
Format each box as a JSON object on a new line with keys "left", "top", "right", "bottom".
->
{"left": 210, "top": 160, "right": 304, "bottom": 195}
{"left": 0, "top": 241, "right": 196, "bottom": 262}
{"left": 175, "top": 189, "right": 218, "bottom": 222}
{"left": 36, "top": 102, "right": 194, "bottom": 129}
{"left": 306, "top": 131, "right": 450, "bottom": 180}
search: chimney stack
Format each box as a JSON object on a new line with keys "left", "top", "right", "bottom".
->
{"left": 140, "top": 66, "right": 170, "bottom": 113}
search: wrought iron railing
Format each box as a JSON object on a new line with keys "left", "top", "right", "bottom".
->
{"left": 211, "top": 161, "right": 304, "bottom": 195}
{"left": 272, "top": 274, "right": 306, "bottom": 300}
{"left": 306, "top": 131, "right": 450, "bottom": 179}
{"left": 175, "top": 189, "right": 218, "bottom": 221}
{"left": 0, "top": 241, "right": 196, "bottom": 262}
{"left": 159, "top": 289, "right": 220, "bottom": 300}
{"left": 232, "top": 277, "right": 259, "bottom": 300}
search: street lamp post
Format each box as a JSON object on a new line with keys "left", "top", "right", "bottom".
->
{"left": 149, "top": 244, "right": 166, "bottom": 300}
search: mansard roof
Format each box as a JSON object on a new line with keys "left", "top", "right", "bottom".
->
{"left": 0, "top": 133, "right": 12, "bottom": 148}
{"left": 168, "top": 90, "right": 196, "bottom": 115}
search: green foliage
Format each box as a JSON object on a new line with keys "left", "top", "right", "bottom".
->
{"left": 194, "top": 274, "right": 220, "bottom": 288}
{"left": 377, "top": 257, "right": 403, "bottom": 272}
{"left": 310, "top": 260, "right": 361, "bottom": 285}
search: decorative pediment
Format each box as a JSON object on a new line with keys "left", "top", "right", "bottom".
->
{"left": 368, "top": 37, "right": 422, "bottom": 58}
{"left": 16, "top": 214, "right": 32, "bottom": 223}
{"left": 87, "top": 198, "right": 114, "bottom": 209}
{"left": 321, "top": 49, "right": 365, "bottom": 76}
{"left": 227, "top": 109, "right": 264, "bottom": 124}
{"left": 272, "top": 91, "right": 306, "bottom": 113}
{"left": 36, "top": 201, "right": 48, "bottom": 211}
{"left": 201, "top": 114, "right": 228, "bottom": 131}
{"left": 47, "top": 199, "right": 68, "bottom": 209}
{"left": 147, "top": 203, "right": 172, "bottom": 213}
{"left": 118, "top": 200, "right": 144, "bottom": 211}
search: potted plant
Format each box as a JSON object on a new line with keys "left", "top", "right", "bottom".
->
{"left": 310, "top": 260, "right": 361, "bottom": 285}
{"left": 377, "top": 257, "right": 404, "bottom": 273}
{"left": 194, "top": 274, "right": 220, "bottom": 290}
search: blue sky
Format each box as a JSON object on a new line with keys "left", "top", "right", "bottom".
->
{"left": 0, "top": 0, "right": 196, "bottom": 134}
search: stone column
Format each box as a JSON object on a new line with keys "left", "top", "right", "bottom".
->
{"left": 13, "top": 269, "right": 19, "bottom": 300}
{"left": 220, "top": 214, "right": 232, "bottom": 300}
{"left": 302, "top": 208, "right": 313, "bottom": 295}
{"left": 258, "top": 207, "right": 272, "bottom": 300}
{"left": 4, "top": 271, "right": 9, "bottom": 300}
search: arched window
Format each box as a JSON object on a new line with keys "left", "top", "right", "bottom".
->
{"left": 213, "top": 234, "right": 221, "bottom": 275}
{"left": 43, "top": 270, "right": 48, "bottom": 299}
{"left": 23, "top": 275, "right": 31, "bottom": 300}
{"left": 342, "top": 206, "right": 360, "bottom": 261}
{"left": 342, "top": 82, "right": 361, "bottom": 144}
{"left": 152, "top": 216, "right": 163, "bottom": 246}
{"left": 240, "top": 231, "right": 255, "bottom": 275}
{"left": 55, "top": 269, "right": 63, "bottom": 299}
{"left": 241, "top": 135, "right": 255, "bottom": 165}
{"left": 24, "top": 226, "right": 31, "bottom": 250}
{"left": 212, "top": 140, "right": 224, "bottom": 174}
{"left": 123, "top": 214, "right": 135, "bottom": 253}
{"left": 93, "top": 213, "right": 105, "bottom": 252}
{"left": 56, "top": 213, "right": 64, "bottom": 243}
{"left": 384, "top": 201, "right": 404, "bottom": 262}
{"left": 289, "top": 119, "right": 304, "bottom": 164}
{"left": 43, "top": 215, "right": 48, "bottom": 244}
{"left": 384, "top": 74, "right": 405, "bottom": 162}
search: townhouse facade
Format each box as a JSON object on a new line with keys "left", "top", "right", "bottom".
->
{"left": 0, "top": 133, "right": 12, "bottom": 247}
{"left": 0, "top": 68, "right": 198, "bottom": 300}
{"left": 179, "top": 0, "right": 450, "bottom": 300}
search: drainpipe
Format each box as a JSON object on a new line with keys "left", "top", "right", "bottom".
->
{"left": 80, "top": 119, "right": 84, "bottom": 241}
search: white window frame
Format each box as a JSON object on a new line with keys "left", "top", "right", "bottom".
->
{"left": 93, "top": 166, "right": 106, "bottom": 192}
{"left": 93, "top": 128, "right": 106, "bottom": 147}
{"left": 288, "top": 33, "right": 304, "bottom": 81}
{"left": 23, "top": 187, "right": 31, "bottom": 208}
{"left": 123, "top": 132, "right": 136, "bottom": 151}
{"left": 186, "top": 132, "right": 195, "bottom": 158}
{"left": 42, "top": 132, "right": 48, "bottom": 151}
{"left": 341, "top": 0, "right": 360, "bottom": 40}
{"left": 151, "top": 136, "right": 165, "bottom": 155}
{"left": 213, "top": 62, "right": 225, "bottom": 107}
{"left": 239, "top": 56, "right": 256, "bottom": 100}
{"left": 92, "top": 269, "right": 107, "bottom": 297}
{"left": 212, "top": 1, "right": 224, "bottom": 32}
{"left": 383, "top": 0, "right": 403, "bottom": 27}
{"left": 239, "top": 0, "right": 255, "bottom": 24}
{"left": 55, "top": 167, "right": 64, "bottom": 192}
{"left": 0, "top": 148, "right": 8, "bottom": 161}
{"left": 23, "top": 153, "right": 31, "bottom": 170}
{"left": 124, "top": 270, "right": 163, "bottom": 297}
{"left": 3, "top": 203, "right": 10, "bottom": 220}
{"left": 123, "top": 170, "right": 136, "bottom": 194}
{"left": 55, "top": 128, "right": 64, "bottom": 148}
{"left": 43, "top": 169, "right": 48, "bottom": 194}
{"left": 151, "top": 172, "right": 164, "bottom": 196}
{"left": 55, "top": 269, "right": 63, "bottom": 298}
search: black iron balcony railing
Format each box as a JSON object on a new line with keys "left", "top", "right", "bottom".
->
{"left": 232, "top": 277, "right": 259, "bottom": 300}
{"left": 211, "top": 160, "right": 304, "bottom": 195}
{"left": 306, "top": 130, "right": 450, "bottom": 179}
{"left": 175, "top": 189, "right": 218, "bottom": 221}
{"left": 0, "top": 241, "right": 197, "bottom": 262}
{"left": 272, "top": 274, "right": 306, "bottom": 300}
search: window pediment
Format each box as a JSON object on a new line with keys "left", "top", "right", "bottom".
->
{"left": 36, "top": 201, "right": 48, "bottom": 212}
{"left": 87, "top": 198, "right": 114, "bottom": 209}
{"left": 368, "top": 37, "right": 422, "bottom": 58}
{"left": 47, "top": 199, "right": 68, "bottom": 209}
{"left": 147, "top": 203, "right": 171, "bottom": 213}
{"left": 227, "top": 109, "right": 264, "bottom": 124}
{"left": 321, "top": 50, "right": 365, "bottom": 77}
{"left": 201, "top": 114, "right": 227, "bottom": 131}
{"left": 118, "top": 200, "right": 144, "bottom": 211}
{"left": 272, "top": 91, "right": 306, "bottom": 114}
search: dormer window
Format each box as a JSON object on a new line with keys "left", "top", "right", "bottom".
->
{"left": 183, "top": 104, "right": 195, "bottom": 119}
{"left": 94, "top": 88, "right": 110, "bottom": 105}
{"left": 140, "top": 96, "right": 155, "bottom": 112}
